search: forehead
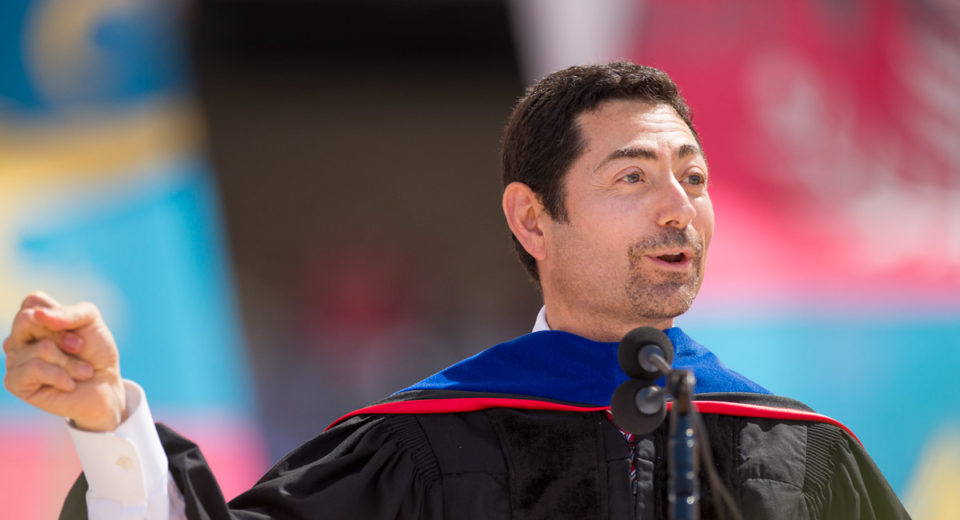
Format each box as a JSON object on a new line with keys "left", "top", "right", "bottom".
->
{"left": 575, "top": 100, "right": 700, "bottom": 165}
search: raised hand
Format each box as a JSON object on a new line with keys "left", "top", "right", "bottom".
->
{"left": 4, "top": 291, "right": 126, "bottom": 432}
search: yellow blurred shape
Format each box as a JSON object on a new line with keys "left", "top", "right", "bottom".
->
{"left": 904, "top": 427, "right": 960, "bottom": 520}
{"left": 0, "top": 99, "right": 202, "bottom": 182}
{"left": 25, "top": 0, "right": 124, "bottom": 102}
{"left": 23, "top": 0, "right": 178, "bottom": 103}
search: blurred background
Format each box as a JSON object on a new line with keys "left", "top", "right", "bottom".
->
{"left": 0, "top": 0, "right": 957, "bottom": 517}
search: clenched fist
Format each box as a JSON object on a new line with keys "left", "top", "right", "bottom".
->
{"left": 3, "top": 291, "right": 126, "bottom": 432}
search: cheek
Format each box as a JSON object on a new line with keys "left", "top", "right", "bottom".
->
{"left": 694, "top": 200, "right": 715, "bottom": 248}
{"left": 563, "top": 197, "right": 629, "bottom": 245}
{"left": 548, "top": 217, "right": 628, "bottom": 269}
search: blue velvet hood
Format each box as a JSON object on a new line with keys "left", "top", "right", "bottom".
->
{"left": 399, "top": 328, "right": 769, "bottom": 407}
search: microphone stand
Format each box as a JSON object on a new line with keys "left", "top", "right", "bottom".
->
{"left": 666, "top": 370, "right": 698, "bottom": 520}
{"left": 611, "top": 328, "right": 701, "bottom": 520}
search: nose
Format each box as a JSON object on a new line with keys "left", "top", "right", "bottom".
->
{"left": 656, "top": 177, "right": 696, "bottom": 229}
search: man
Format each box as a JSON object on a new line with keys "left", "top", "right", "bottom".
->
{"left": 5, "top": 62, "right": 908, "bottom": 519}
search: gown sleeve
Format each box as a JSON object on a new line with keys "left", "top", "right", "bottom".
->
{"left": 61, "top": 414, "right": 444, "bottom": 520}
{"left": 817, "top": 430, "right": 911, "bottom": 520}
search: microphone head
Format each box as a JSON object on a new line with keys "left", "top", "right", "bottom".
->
{"left": 611, "top": 379, "right": 667, "bottom": 434}
{"left": 618, "top": 326, "right": 674, "bottom": 380}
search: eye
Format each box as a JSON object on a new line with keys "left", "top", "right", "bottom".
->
{"left": 621, "top": 171, "right": 643, "bottom": 184}
{"left": 685, "top": 172, "right": 706, "bottom": 186}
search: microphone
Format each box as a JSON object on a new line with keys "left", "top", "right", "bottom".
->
{"left": 611, "top": 327, "right": 675, "bottom": 434}
{"left": 611, "top": 379, "right": 667, "bottom": 434}
{"left": 618, "top": 327, "right": 674, "bottom": 380}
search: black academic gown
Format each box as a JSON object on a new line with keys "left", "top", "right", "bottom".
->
{"left": 60, "top": 330, "right": 911, "bottom": 519}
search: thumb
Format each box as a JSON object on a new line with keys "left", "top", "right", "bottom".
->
{"left": 33, "top": 303, "right": 100, "bottom": 332}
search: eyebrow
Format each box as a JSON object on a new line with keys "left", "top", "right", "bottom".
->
{"left": 594, "top": 143, "right": 704, "bottom": 172}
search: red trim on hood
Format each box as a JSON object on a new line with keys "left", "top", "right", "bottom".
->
{"left": 686, "top": 400, "right": 861, "bottom": 445}
{"left": 327, "top": 397, "right": 606, "bottom": 430}
{"left": 327, "top": 396, "right": 861, "bottom": 446}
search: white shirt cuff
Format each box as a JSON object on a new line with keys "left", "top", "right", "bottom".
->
{"left": 66, "top": 380, "right": 170, "bottom": 517}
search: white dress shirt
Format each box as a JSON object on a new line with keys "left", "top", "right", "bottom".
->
{"left": 69, "top": 307, "right": 551, "bottom": 519}
{"left": 67, "top": 381, "right": 185, "bottom": 519}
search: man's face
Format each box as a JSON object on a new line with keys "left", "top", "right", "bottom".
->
{"left": 539, "top": 100, "right": 714, "bottom": 337}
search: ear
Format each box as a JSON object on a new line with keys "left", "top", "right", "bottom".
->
{"left": 502, "top": 182, "right": 547, "bottom": 261}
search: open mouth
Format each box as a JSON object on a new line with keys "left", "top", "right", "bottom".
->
{"left": 656, "top": 252, "right": 688, "bottom": 263}
{"left": 644, "top": 250, "right": 694, "bottom": 270}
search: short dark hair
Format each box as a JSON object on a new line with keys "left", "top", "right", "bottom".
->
{"left": 501, "top": 62, "right": 700, "bottom": 286}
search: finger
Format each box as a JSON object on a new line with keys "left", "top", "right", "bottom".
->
{"left": 5, "top": 338, "right": 60, "bottom": 368}
{"left": 8, "top": 308, "right": 55, "bottom": 347}
{"left": 4, "top": 358, "right": 76, "bottom": 395}
{"left": 33, "top": 303, "right": 99, "bottom": 332}
{"left": 64, "top": 356, "right": 95, "bottom": 380}
{"left": 60, "top": 332, "right": 84, "bottom": 355}
{"left": 9, "top": 339, "right": 94, "bottom": 381}
{"left": 20, "top": 291, "right": 60, "bottom": 311}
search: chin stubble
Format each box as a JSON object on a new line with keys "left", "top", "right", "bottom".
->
{"left": 625, "top": 228, "right": 705, "bottom": 320}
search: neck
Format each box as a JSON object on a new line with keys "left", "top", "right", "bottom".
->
{"left": 541, "top": 302, "right": 675, "bottom": 342}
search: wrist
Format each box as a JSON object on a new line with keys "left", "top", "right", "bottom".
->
{"left": 71, "top": 410, "right": 125, "bottom": 433}
{"left": 70, "top": 379, "right": 129, "bottom": 432}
